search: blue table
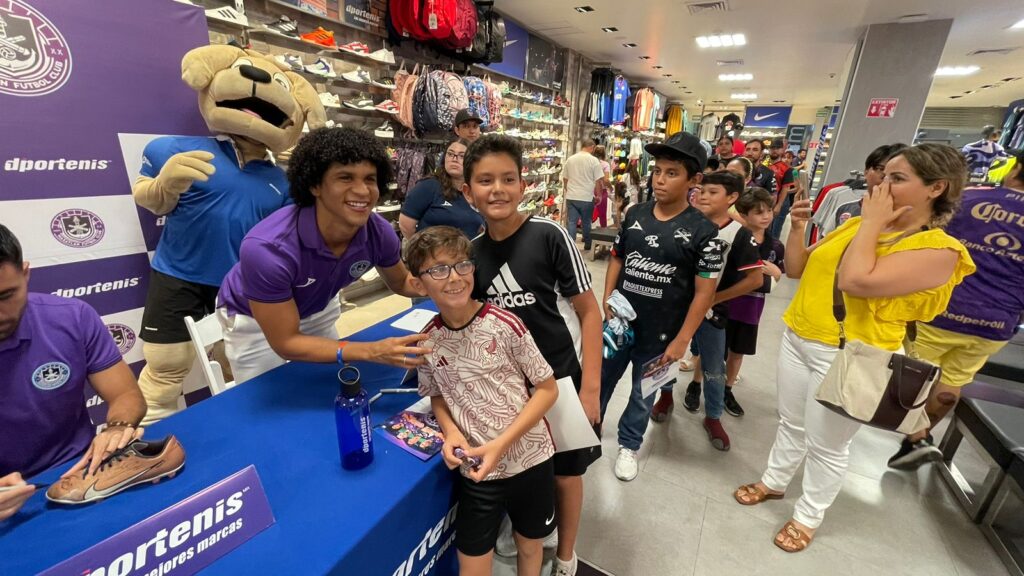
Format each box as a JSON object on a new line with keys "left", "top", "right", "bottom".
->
{"left": 1, "top": 304, "right": 459, "bottom": 575}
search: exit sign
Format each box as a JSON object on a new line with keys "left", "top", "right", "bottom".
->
{"left": 866, "top": 98, "right": 899, "bottom": 118}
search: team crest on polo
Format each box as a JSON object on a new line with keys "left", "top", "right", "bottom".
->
{"left": 107, "top": 323, "right": 136, "bottom": 355}
{"left": 32, "top": 361, "right": 70, "bottom": 390}
{"left": 50, "top": 208, "right": 105, "bottom": 248}
{"left": 350, "top": 260, "right": 372, "bottom": 278}
{"left": 0, "top": 0, "right": 73, "bottom": 97}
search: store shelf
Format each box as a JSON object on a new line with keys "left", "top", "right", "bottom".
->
{"left": 206, "top": 15, "right": 251, "bottom": 32}
{"left": 248, "top": 29, "right": 396, "bottom": 69}
{"left": 373, "top": 204, "right": 401, "bottom": 213}
{"left": 501, "top": 94, "right": 571, "bottom": 111}
{"left": 504, "top": 116, "right": 570, "bottom": 128}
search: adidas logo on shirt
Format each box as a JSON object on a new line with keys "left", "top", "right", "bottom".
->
{"left": 436, "top": 356, "right": 450, "bottom": 368}
{"left": 485, "top": 263, "right": 537, "bottom": 308}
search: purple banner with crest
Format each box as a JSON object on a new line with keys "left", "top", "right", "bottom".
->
{"left": 39, "top": 466, "right": 275, "bottom": 576}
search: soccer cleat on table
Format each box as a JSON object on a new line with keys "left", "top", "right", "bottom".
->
{"left": 262, "top": 15, "right": 298, "bottom": 37}
{"left": 300, "top": 26, "right": 336, "bottom": 48}
{"left": 305, "top": 58, "right": 337, "bottom": 78}
{"left": 205, "top": 6, "right": 249, "bottom": 27}
{"left": 338, "top": 41, "right": 371, "bottom": 56}
{"left": 47, "top": 436, "right": 186, "bottom": 505}
{"left": 374, "top": 99, "right": 400, "bottom": 114}
{"left": 341, "top": 67, "right": 371, "bottom": 84}
{"left": 275, "top": 54, "right": 304, "bottom": 72}
{"left": 368, "top": 48, "right": 396, "bottom": 65}
{"left": 343, "top": 95, "right": 376, "bottom": 111}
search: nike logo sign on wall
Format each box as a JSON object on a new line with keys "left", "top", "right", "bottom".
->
{"left": 753, "top": 112, "right": 779, "bottom": 121}
{"left": 504, "top": 39, "right": 519, "bottom": 48}
{"left": 82, "top": 464, "right": 159, "bottom": 501}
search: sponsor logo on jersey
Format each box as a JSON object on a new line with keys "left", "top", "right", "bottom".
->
{"left": 970, "top": 202, "right": 1024, "bottom": 228}
{"left": 983, "top": 232, "right": 1021, "bottom": 251}
{"left": 3, "top": 157, "right": 110, "bottom": 172}
{"left": 50, "top": 208, "right": 105, "bottom": 248}
{"left": 644, "top": 234, "right": 660, "bottom": 248}
{"left": 32, "top": 361, "right": 70, "bottom": 390}
{"left": 628, "top": 220, "right": 644, "bottom": 231}
{"left": 485, "top": 263, "right": 537, "bottom": 308}
{"left": 623, "top": 251, "right": 677, "bottom": 286}
{"left": 0, "top": 0, "right": 73, "bottom": 97}
{"left": 673, "top": 228, "right": 692, "bottom": 243}
{"left": 350, "top": 260, "right": 372, "bottom": 278}
{"left": 107, "top": 323, "right": 137, "bottom": 356}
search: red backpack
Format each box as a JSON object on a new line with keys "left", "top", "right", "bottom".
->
{"left": 421, "top": 0, "right": 457, "bottom": 41}
{"left": 390, "top": 0, "right": 430, "bottom": 41}
{"left": 441, "top": 0, "right": 478, "bottom": 50}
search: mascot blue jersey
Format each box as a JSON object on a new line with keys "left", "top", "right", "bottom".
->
{"left": 141, "top": 136, "right": 292, "bottom": 287}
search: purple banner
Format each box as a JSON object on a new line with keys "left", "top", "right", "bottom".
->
{"left": 29, "top": 253, "right": 150, "bottom": 316}
{"left": 40, "top": 466, "right": 275, "bottom": 576}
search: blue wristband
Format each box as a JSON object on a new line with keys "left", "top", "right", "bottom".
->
{"left": 337, "top": 343, "right": 344, "bottom": 365}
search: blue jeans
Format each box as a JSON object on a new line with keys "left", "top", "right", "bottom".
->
{"left": 658, "top": 320, "right": 726, "bottom": 420}
{"left": 566, "top": 200, "right": 594, "bottom": 250}
{"left": 771, "top": 193, "right": 792, "bottom": 239}
{"left": 599, "top": 342, "right": 662, "bottom": 451}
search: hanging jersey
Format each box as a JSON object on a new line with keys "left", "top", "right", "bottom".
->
{"left": 612, "top": 76, "right": 630, "bottom": 125}
{"left": 471, "top": 218, "right": 592, "bottom": 380}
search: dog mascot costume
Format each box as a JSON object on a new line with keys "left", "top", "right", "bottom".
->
{"left": 133, "top": 45, "right": 326, "bottom": 423}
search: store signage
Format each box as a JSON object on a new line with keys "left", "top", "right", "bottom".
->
{"left": 482, "top": 18, "right": 528, "bottom": 80}
{"left": 743, "top": 106, "right": 792, "bottom": 128}
{"left": 40, "top": 466, "right": 275, "bottom": 576}
{"left": 867, "top": 98, "right": 898, "bottom": 118}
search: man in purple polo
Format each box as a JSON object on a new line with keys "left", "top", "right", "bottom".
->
{"left": 0, "top": 224, "right": 147, "bottom": 521}
{"left": 217, "top": 128, "right": 431, "bottom": 383}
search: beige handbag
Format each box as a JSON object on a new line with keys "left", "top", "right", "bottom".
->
{"left": 814, "top": 246, "right": 941, "bottom": 435}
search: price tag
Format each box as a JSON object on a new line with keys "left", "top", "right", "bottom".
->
{"left": 428, "top": 13, "right": 438, "bottom": 30}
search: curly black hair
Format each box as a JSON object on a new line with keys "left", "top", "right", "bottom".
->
{"left": 463, "top": 134, "right": 523, "bottom": 183}
{"left": 286, "top": 127, "right": 394, "bottom": 207}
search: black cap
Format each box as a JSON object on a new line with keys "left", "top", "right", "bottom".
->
{"left": 338, "top": 365, "right": 362, "bottom": 398}
{"left": 982, "top": 125, "right": 1000, "bottom": 138}
{"left": 770, "top": 137, "right": 786, "bottom": 149}
{"left": 644, "top": 132, "right": 708, "bottom": 171}
{"left": 454, "top": 109, "right": 483, "bottom": 126}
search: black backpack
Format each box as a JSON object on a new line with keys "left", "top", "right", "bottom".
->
{"left": 467, "top": 4, "right": 490, "bottom": 61}
{"left": 483, "top": 10, "right": 505, "bottom": 64}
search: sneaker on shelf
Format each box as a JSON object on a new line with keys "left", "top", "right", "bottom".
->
{"left": 521, "top": 165, "right": 529, "bottom": 177}
{"left": 343, "top": 95, "right": 376, "bottom": 111}
{"left": 723, "top": 387, "right": 745, "bottom": 417}
{"left": 495, "top": 515, "right": 517, "bottom": 557}
{"left": 275, "top": 53, "right": 304, "bottom": 72}
{"left": 318, "top": 92, "right": 341, "bottom": 108}
{"left": 342, "top": 67, "right": 371, "bottom": 84}
{"left": 375, "top": 99, "right": 400, "bottom": 114}
{"left": 614, "top": 446, "right": 639, "bottom": 481}
{"left": 367, "top": 48, "right": 396, "bottom": 64}
{"left": 371, "top": 75, "right": 396, "bottom": 89}
{"left": 46, "top": 436, "right": 186, "bottom": 505}
{"left": 262, "top": 15, "right": 298, "bottom": 37}
{"left": 300, "top": 26, "right": 336, "bottom": 48}
{"left": 205, "top": 6, "right": 249, "bottom": 26}
{"left": 651, "top": 390, "right": 674, "bottom": 422}
{"left": 552, "top": 552, "right": 578, "bottom": 576}
{"left": 374, "top": 121, "right": 394, "bottom": 138}
{"left": 517, "top": 201, "right": 530, "bottom": 212}
{"left": 887, "top": 435, "right": 942, "bottom": 470}
{"left": 304, "top": 58, "right": 337, "bottom": 78}
{"left": 703, "top": 417, "right": 731, "bottom": 451}
{"left": 683, "top": 380, "right": 701, "bottom": 412}
{"left": 338, "top": 41, "right": 371, "bottom": 56}
{"left": 325, "top": 119, "right": 337, "bottom": 128}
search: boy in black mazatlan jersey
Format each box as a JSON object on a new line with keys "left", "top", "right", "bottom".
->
{"left": 598, "top": 132, "right": 723, "bottom": 482}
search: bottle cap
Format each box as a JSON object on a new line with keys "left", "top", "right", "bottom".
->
{"left": 338, "top": 365, "right": 362, "bottom": 398}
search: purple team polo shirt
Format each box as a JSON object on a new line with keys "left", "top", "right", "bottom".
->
{"left": 219, "top": 204, "right": 402, "bottom": 318}
{"left": 0, "top": 294, "right": 121, "bottom": 478}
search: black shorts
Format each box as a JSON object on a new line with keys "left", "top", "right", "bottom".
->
{"left": 456, "top": 459, "right": 556, "bottom": 556}
{"left": 553, "top": 369, "right": 601, "bottom": 477}
{"left": 725, "top": 319, "right": 759, "bottom": 356}
{"left": 140, "top": 269, "right": 219, "bottom": 344}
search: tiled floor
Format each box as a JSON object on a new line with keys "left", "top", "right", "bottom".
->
{"left": 348, "top": 255, "right": 1010, "bottom": 576}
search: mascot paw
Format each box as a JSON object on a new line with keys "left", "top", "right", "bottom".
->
{"left": 156, "top": 151, "right": 217, "bottom": 195}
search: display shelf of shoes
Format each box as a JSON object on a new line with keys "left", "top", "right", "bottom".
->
{"left": 248, "top": 29, "right": 396, "bottom": 70}
{"left": 206, "top": 14, "right": 251, "bottom": 32}
{"left": 501, "top": 93, "right": 571, "bottom": 111}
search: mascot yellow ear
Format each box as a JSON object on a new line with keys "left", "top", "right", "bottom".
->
{"left": 287, "top": 71, "right": 328, "bottom": 130}
{"left": 181, "top": 45, "right": 248, "bottom": 91}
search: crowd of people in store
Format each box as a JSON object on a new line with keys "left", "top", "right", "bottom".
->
{"left": 2, "top": 103, "right": 1023, "bottom": 575}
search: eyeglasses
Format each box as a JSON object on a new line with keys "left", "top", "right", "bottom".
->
{"left": 419, "top": 259, "right": 475, "bottom": 280}
{"left": 445, "top": 151, "right": 466, "bottom": 161}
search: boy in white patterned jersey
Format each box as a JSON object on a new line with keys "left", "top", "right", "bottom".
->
{"left": 407, "top": 225, "right": 559, "bottom": 576}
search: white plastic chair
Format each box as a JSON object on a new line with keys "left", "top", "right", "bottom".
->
{"left": 184, "top": 314, "right": 235, "bottom": 396}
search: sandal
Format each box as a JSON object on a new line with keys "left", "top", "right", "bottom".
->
{"left": 734, "top": 483, "right": 784, "bottom": 506}
{"left": 679, "top": 358, "right": 694, "bottom": 371}
{"left": 774, "top": 521, "right": 814, "bottom": 553}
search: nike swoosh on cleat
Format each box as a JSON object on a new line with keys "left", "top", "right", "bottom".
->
{"left": 82, "top": 463, "right": 161, "bottom": 501}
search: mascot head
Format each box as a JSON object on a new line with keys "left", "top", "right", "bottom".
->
{"left": 181, "top": 45, "right": 327, "bottom": 154}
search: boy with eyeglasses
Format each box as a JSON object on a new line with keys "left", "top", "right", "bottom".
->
{"left": 407, "top": 225, "right": 559, "bottom": 576}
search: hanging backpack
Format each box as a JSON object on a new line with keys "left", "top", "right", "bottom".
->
{"left": 440, "top": 71, "right": 468, "bottom": 130}
{"left": 395, "top": 64, "right": 420, "bottom": 130}
{"left": 390, "top": 0, "right": 430, "bottom": 41}
{"left": 442, "top": 0, "right": 478, "bottom": 50}
{"left": 421, "top": 0, "right": 457, "bottom": 41}
{"left": 484, "top": 78, "right": 502, "bottom": 130}
{"left": 414, "top": 68, "right": 453, "bottom": 135}
{"left": 463, "top": 76, "right": 489, "bottom": 127}
{"left": 483, "top": 10, "right": 506, "bottom": 64}
{"left": 467, "top": 4, "right": 490, "bottom": 61}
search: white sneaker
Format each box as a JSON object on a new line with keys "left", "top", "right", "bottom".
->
{"left": 373, "top": 121, "right": 394, "bottom": 139}
{"left": 614, "top": 447, "right": 638, "bottom": 481}
{"left": 551, "top": 552, "right": 578, "bottom": 576}
{"left": 342, "top": 67, "right": 371, "bottom": 84}
{"left": 205, "top": 6, "right": 249, "bottom": 27}
{"left": 305, "top": 58, "right": 336, "bottom": 78}
{"left": 368, "top": 48, "right": 396, "bottom": 64}
{"left": 494, "top": 515, "right": 517, "bottom": 557}
{"left": 318, "top": 92, "right": 340, "bottom": 108}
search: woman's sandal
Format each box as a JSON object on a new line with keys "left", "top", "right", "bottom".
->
{"left": 679, "top": 358, "right": 694, "bottom": 371}
{"left": 733, "top": 483, "right": 784, "bottom": 506}
{"left": 774, "top": 521, "right": 814, "bottom": 553}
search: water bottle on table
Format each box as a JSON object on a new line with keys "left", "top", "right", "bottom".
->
{"left": 335, "top": 365, "right": 374, "bottom": 471}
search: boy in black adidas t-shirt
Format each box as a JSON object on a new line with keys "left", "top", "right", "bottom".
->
{"left": 654, "top": 171, "right": 763, "bottom": 452}
{"left": 598, "top": 132, "right": 722, "bottom": 482}
{"left": 463, "top": 135, "right": 604, "bottom": 576}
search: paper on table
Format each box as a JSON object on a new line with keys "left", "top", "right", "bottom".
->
{"left": 390, "top": 308, "right": 438, "bottom": 332}
{"left": 545, "top": 377, "right": 600, "bottom": 453}
{"left": 640, "top": 354, "right": 678, "bottom": 399}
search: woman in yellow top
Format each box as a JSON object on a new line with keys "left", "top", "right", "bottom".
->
{"left": 732, "top": 143, "right": 976, "bottom": 552}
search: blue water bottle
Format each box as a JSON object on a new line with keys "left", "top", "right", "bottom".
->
{"left": 335, "top": 365, "right": 374, "bottom": 470}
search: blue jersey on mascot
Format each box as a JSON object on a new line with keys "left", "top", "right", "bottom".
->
{"left": 132, "top": 45, "right": 325, "bottom": 423}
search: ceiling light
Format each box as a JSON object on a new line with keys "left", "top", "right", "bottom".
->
{"left": 718, "top": 73, "right": 753, "bottom": 81}
{"left": 731, "top": 92, "right": 757, "bottom": 100}
{"left": 1012, "top": 18, "right": 1024, "bottom": 29}
{"left": 696, "top": 33, "right": 745, "bottom": 49}
{"left": 709, "top": 35, "right": 722, "bottom": 47}
{"left": 696, "top": 36, "right": 710, "bottom": 48}
{"left": 935, "top": 65, "right": 980, "bottom": 76}
{"left": 601, "top": 27, "right": 618, "bottom": 32}
{"left": 623, "top": 42, "right": 637, "bottom": 48}
{"left": 732, "top": 34, "right": 746, "bottom": 46}
{"left": 574, "top": 6, "right": 595, "bottom": 13}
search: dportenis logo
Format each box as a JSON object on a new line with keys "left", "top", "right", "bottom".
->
{"left": 50, "top": 208, "right": 105, "bottom": 248}
{"left": 4, "top": 157, "right": 110, "bottom": 172}
{"left": 0, "top": 0, "right": 73, "bottom": 97}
